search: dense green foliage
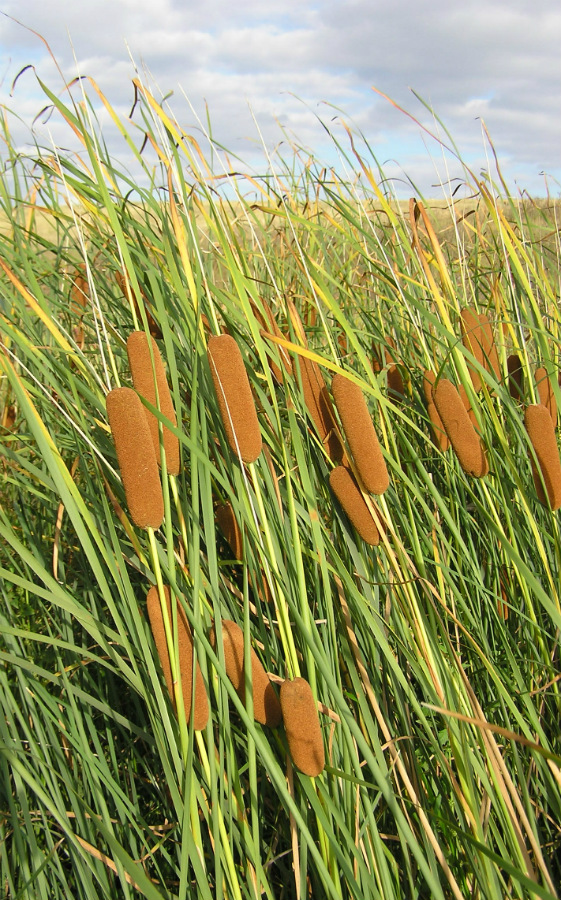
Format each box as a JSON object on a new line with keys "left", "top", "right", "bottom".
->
{"left": 1, "top": 74, "right": 560, "bottom": 899}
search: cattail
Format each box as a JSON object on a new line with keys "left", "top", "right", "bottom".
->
{"left": 458, "top": 384, "right": 478, "bottom": 428}
{"left": 422, "top": 370, "right": 450, "bottom": 451}
{"left": 115, "top": 271, "right": 162, "bottom": 339}
{"left": 207, "top": 334, "right": 262, "bottom": 463}
{"left": 535, "top": 367, "right": 557, "bottom": 427}
{"left": 387, "top": 364, "right": 405, "bottom": 401}
{"left": 210, "top": 620, "right": 281, "bottom": 727}
{"left": 329, "top": 466, "right": 380, "bottom": 545}
{"left": 524, "top": 404, "right": 561, "bottom": 510}
{"left": 251, "top": 300, "right": 293, "bottom": 381}
{"left": 297, "top": 355, "right": 343, "bottom": 462}
{"left": 70, "top": 264, "right": 88, "bottom": 348}
{"left": 215, "top": 502, "right": 243, "bottom": 561}
{"left": 106, "top": 387, "right": 164, "bottom": 528}
{"left": 146, "top": 586, "right": 208, "bottom": 730}
{"left": 507, "top": 354, "right": 524, "bottom": 401}
{"left": 280, "top": 677, "right": 325, "bottom": 776}
{"left": 126, "top": 331, "right": 180, "bottom": 476}
{"left": 460, "top": 308, "right": 499, "bottom": 390}
{"left": 286, "top": 300, "right": 308, "bottom": 346}
{"left": 331, "top": 373, "right": 389, "bottom": 494}
{"left": 432, "top": 379, "right": 488, "bottom": 478}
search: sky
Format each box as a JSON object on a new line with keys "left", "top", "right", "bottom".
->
{"left": 0, "top": 0, "right": 559, "bottom": 198}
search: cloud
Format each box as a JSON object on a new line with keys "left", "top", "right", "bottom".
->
{"left": 0, "top": 0, "right": 559, "bottom": 196}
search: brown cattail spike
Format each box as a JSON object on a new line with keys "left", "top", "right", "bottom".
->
{"left": 422, "top": 370, "right": 450, "bottom": 451}
{"left": 210, "top": 620, "right": 281, "bottom": 727}
{"left": 280, "top": 677, "right": 325, "bottom": 776}
{"left": 535, "top": 367, "right": 557, "bottom": 427}
{"left": 106, "top": 387, "right": 164, "bottom": 528}
{"left": 146, "top": 586, "right": 208, "bottom": 729}
{"left": 215, "top": 502, "right": 243, "bottom": 561}
{"left": 507, "top": 354, "right": 524, "bottom": 401}
{"left": 297, "top": 355, "right": 343, "bottom": 462}
{"left": 460, "top": 308, "right": 498, "bottom": 390}
{"left": 251, "top": 300, "right": 293, "bottom": 380}
{"left": 208, "top": 334, "right": 262, "bottom": 463}
{"left": 329, "top": 466, "right": 380, "bottom": 545}
{"left": 331, "top": 374, "right": 389, "bottom": 494}
{"left": 126, "top": 331, "right": 180, "bottom": 476}
{"left": 524, "top": 404, "right": 561, "bottom": 510}
{"left": 432, "top": 379, "right": 488, "bottom": 478}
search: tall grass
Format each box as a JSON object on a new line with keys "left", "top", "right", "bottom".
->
{"left": 1, "top": 69, "right": 561, "bottom": 900}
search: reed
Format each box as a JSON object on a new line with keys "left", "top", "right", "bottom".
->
{"left": 329, "top": 465, "right": 381, "bottom": 545}
{"left": 207, "top": 333, "right": 263, "bottom": 463}
{"left": 280, "top": 677, "right": 325, "bottom": 777}
{"left": 422, "top": 370, "right": 450, "bottom": 451}
{"left": 215, "top": 502, "right": 244, "bottom": 561}
{"left": 432, "top": 379, "right": 488, "bottom": 477}
{"left": 523, "top": 404, "right": 561, "bottom": 509}
{"left": 146, "top": 586, "right": 208, "bottom": 730}
{"left": 210, "top": 619, "right": 282, "bottom": 727}
{"left": 105, "top": 387, "right": 164, "bottom": 528}
{"left": 535, "top": 367, "right": 557, "bottom": 427}
{"left": 126, "top": 331, "right": 180, "bottom": 475}
{"left": 331, "top": 373, "right": 389, "bottom": 493}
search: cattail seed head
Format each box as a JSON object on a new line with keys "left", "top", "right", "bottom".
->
{"left": 208, "top": 334, "right": 262, "bottom": 463}
{"left": 507, "top": 354, "right": 524, "bottom": 401}
{"left": 422, "top": 370, "right": 450, "bottom": 451}
{"left": 146, "top": 586, "right": 208, "bottom": 729}
{"left": 329, "top": 466, "right": 381, "bottom": 545}
{"left": 331, "top": 374, "right": 388, "bottom": 494}
{"left": 126, "top": 331, "right": 180, "bottom": 475}
{"left": 460, "top": 308, "right": 499, "bottom": 390}
{"left": 251, "top": 299, "right": 293, "bottom": 380}
{"left": 106, "top": 387, "right": 164, "bottom": 528}
{"left": 280, "top": 677, "right": 325, "bottom": 776}
{"left": 535, "top": 367, "right": 557, "bottom": 427}
{"left": 215, "top": 502, "right": 243, "bottom": 561}
{"left": 210, "top": 620, "right": 281, "bottom": 727}
{"left": 432, "top": 379, "right": 488, "bottom": 477}
{"left": 297, "top": 356, "right": 343, "bottom": 462}
{"left": 524, "top": 404, "right": 561, "bottom": 509}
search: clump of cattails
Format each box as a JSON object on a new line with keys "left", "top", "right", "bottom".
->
{"left": 215, "top": 502, "right": 244, "bottom": 562}
{"left": 127, "top": 331, "right": 180, "bottom": 475}
{"left": 106, "top": 387, "right": 164, "bottom": 528}
{"left": 146, "top": 586, "right": 208, "bottom": 730}
{"left": 432, "top": 378, "right": 488, "bottom": 478}
{"left": 460, "top": 308, "right": 499, "bottom": 390}
{"left": 329, "top": 466, "right": 381, "bottom": 546}
{"left": 210, "top": 620, "right": 282, "bottom": 727}
{"left": 422, "top": 370, "right": 450, "bottom": 451}
{"left": 115, "top": 270, "right": 162, "bottom": 339}
{"left": 331, "top": 373, "right": 388, "bottom": 494}
{"left": 207, "top": 334, "right": 262, "bottom": 463}
{"left": 507, "top": 354, "right": 524, "bottom": 401}
{"left": 280, "top": 677, "right": 325, "bottom": 776}
{"left": 524, "top": 404, "right": 561, "bottom": 510}
{"left": 535, "top": 367, "right": 557, "bottom": 427}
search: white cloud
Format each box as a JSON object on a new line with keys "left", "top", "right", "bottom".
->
{"left": 0, "top": 0, "right": 559, "bottom": 196}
